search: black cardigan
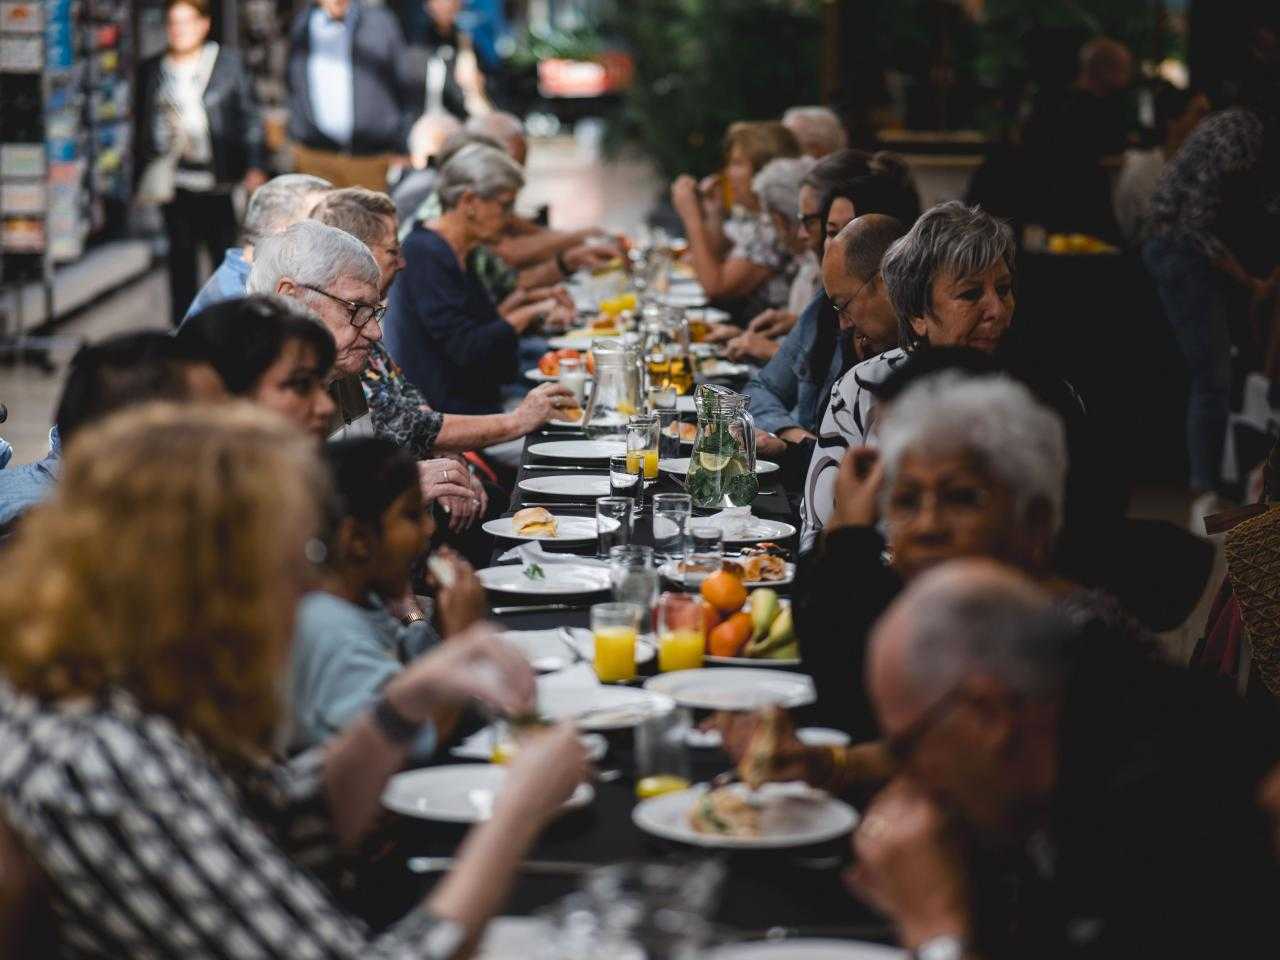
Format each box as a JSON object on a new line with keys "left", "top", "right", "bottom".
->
{"left": 135, "top": 46, "right": 265, "bottom": 190}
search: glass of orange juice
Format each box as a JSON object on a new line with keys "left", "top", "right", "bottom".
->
{"left": 626, "top": 414, "right": 660, "bottom": 483}
{"left": 656, "top": 592, "right": 705, "bottom": 672}
{"left": 635, "top": 707, "right": 692, "bottom": 798}
{"left": 591, "top": 601, "right": 641, "bottom": 683}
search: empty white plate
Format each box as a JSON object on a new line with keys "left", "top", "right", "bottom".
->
{"left": 518, "top": 474, "right": 612, "bottom": 498}
{"left": 704, "top": 940, "right": 903, "bottom": 960}
{"left": 481, "top": 515, "right": 609, "bottom": 542}
{"left": 539, "top": 684, "right": 676, "bottom": 731}
{"left": 528, "top": 439, "right": 627, "bottom": 461}
{"left": 644, "top": 667, "right": 815, "bottom": 711}
{"left": 477, "top": 564, "right": 613, "bottom": 596}
{"left": 659, "top": 457, "right": 780, "bottom": 476}
{"left": 382, "top": 764, "right": 594, "bottom": 822}
{"left": 500, "top": 628, "right": 583, "bottom": 672}
{"left": 632, "top": 782, "right": 856, "bottom": 849}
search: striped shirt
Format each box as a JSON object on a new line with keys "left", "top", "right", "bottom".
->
{"left": 0, "top": 682, "right": 445, "bottom": 958}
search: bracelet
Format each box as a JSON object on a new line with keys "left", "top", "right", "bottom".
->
{"left": 371, "top": 693, "right": 422, "bottom": 745}
{"left": 555, "top": 250, "right": 571, "bottom": 276}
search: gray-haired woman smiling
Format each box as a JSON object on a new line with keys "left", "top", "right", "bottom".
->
{"left": 800, "top": 201, "right": 1020, "bottom": 550}
{"left": 383, "top": 144, "right": 535, "bottom": 415}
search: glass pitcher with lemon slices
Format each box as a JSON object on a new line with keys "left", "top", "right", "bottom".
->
{"left": 686, "top": 384, "right": 758, "bottom": 508}
{"left": 583, "top": 339, "right": 642, "bottom": 439}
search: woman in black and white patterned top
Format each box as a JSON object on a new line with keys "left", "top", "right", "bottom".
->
{"left": 0, "top": 402, "right": 586, "bottom": 959}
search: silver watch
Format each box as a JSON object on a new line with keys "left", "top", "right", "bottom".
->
{"left": 914, "top": 935, "right": 966, "bottom": 960}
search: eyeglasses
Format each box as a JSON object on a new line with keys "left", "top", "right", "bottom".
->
{"left": 300, "top": 284, "right": 386, "bottom": 329}
{"left": 797, "top": 211, "right": 823, "bottom": 230}
{"left": 883, "top": 686, "right": 964, "bottom": 764}
{"left": 827, "top": 271, "right": 878, "bottom": 324}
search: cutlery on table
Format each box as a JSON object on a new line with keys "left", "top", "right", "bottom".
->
{"left": 409, "top": 857, "right": 598, "bottom": 876}
{"left": 522, "top": 464, "right": 608, "bottom": 472}
{"left": 491, "top": 603, "right": 592, "bottom": 616}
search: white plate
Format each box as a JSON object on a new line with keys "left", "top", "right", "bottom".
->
{"left": 548, "top": 417, "right": 586, "bottom": 428}
{"left": 632, "top": 782, "right": 857, "bottom": 849}
{"left": 539, "top": 684, "right": 675, "bottom": 731}
{"left": 481, "top": 515, "right": 609, "bottom": 542}
{"left": 659, "top": 457, "right": 780, "bottom": 476}
{"left": 529, "top": 439, "right": 627, "bottom": 461}
{"left": 660, "top": 289, "right": 708, "bottom": 308}
{"left": 478, "top": 564, "right": 613, "bottom": 596}
{"left": 796, "top": 727, "right": 852, "bottom": 748}
{"left": 701, "top": 361, "right": 753, "bottom": 378}
{"left": 547, "top": 332, "right": 620, "bottom": 349}
{"left": 686, "top": 306, "right": 731, "bottom": 325}
{"left": 564, "top": 626, "right": 655, "bottom": 666}
{"left": 676, "top": 396, "right": 696, "bottom": 413}
{"left": 644, "top": 667, "right": 815, "bottom": 711}
{"left": 500, "top": 628, "right": 583, "bottom": 672}
{"left": 705, "top": 939, "right": 903, "bottom": 960}
{"left": 475, "top": 917, "right": 552, "bottom": 960}
{"left": 518, "top": 474, "right": 612, "bottom": 498}
{"left": 524, "top": 369, "right": 594, "bottom": 384}
{"left": 382, "top": 764, "right": 594, "bottom": 822}
{"left": 451, "top": 728, "right": 608, "bottom": 761}
{"left": 658, "top": 559, "right": 794, "bottom": 589}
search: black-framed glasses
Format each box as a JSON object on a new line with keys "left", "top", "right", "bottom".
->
{"left": 300, "top": 284, "right": 386, "bottom": 329}
{"left": 827, "top": 271, "right": 878, "bottom": 324}
{"left": 883, "top": 685, "right": 965, "bottom": 765}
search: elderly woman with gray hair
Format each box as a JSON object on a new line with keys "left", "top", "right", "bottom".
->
{"left": 800, "top": 201, "right": 1022, "bottom": 550}
{"left": 383, "top": 144, "right": 539, "bottom": 415}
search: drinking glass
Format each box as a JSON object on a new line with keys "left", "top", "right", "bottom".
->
{"left": 558, "top": 355, "right": 586, "bottom": 406}
{"left": 607, "top": 454, "right": 642, "bottom": 502}
{"left": 652, "top": 493, "right": 692, "bottom": 565}
{"left": 658, "top": 411, "right": 682, "bottom": 461}
{"left": 591, "top": 601, "right": 640, "bottom": 683}
{"left": 656, "top": 592, "right": 705, "bottom": 673}
{"left": 647, "top": 385, "right": 677, "bottom": 412}
{"left": 634, "top": 706, "right": 692, "bottom": 797}
{"left": 609, "top": 544, "right": 657, "bottom": 633}
{"left": 595, "top": 496, "right": 632, "bottom": 558}
{"left": 625, "top": 414, "right": 660, "bottom": 484}
{"left": 681, "top": 521, "right": 724, "bottom": 590}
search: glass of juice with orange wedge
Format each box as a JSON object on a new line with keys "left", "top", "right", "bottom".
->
{"left": 656, "top": 592, "right": 705, "bottom": 672}
{"left": 591, "top": 601, "right": 641, "bottom": 683}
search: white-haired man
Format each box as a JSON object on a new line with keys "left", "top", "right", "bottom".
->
{"left": 783, "top": 106, "right": 848, "bottom": 158}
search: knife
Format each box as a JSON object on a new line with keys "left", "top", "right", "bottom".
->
{"left": 491, "top": 603, "right": 591, "bottom": 615}
{"left": 522, "top": 464, "right": 608, "bottom": 472}
{"left": 409, "top": 856, "right": 598, "bottom": 876}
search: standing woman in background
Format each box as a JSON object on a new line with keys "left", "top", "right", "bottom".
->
{"left": 136, "top": 0, "right": 268, "bottom": 324}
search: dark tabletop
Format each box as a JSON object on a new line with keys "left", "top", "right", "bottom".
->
{"left": 350, "top": 419, "right": 889, "bottom": 943}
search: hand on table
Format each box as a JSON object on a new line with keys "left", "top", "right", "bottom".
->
{"left": 747, "top": 308, "right": 796, "bottom": 339}
{"left": 703, "top": 323, "right": 740, "bottom": 344}
{"left": 726, "top": 331, "right": 779, "bottom": 363}
{"left": 515, "top": 383, "right": 575, "bottom": 431}
{"left": 419, "top": 458, "right": 481, "bottom": 508}
{"left": 778, "top": 427, "right": 817, "bottom": 445}
{"left": 389, "top": 620, "right": 536, "bottom": 719}
{"left": 828, "top": 446, "right": 884, "bottom": 531}
{"left": 497, "top": 723, "right": 589, "bottom": 826}
{"left": 427, "top": 546, "right": 489, "bottom": 635}
{"left": 754, "top": 430, "right": 786, "bottom": 460}
{"left": 846, "top": 777, "right": 971, "bottom": 949}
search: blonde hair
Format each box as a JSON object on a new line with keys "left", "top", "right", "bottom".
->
{"left": 0, "top": 402, "right": 327, "bottom": 763}
{"left": 723, "top": 121, "right": 801, "bottom": 175}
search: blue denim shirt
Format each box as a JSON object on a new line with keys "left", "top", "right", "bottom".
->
{"left": 182, "top": 247, "right": 251, "bottom": 325}
{"left": 743, "top": 292, "right": 844, "bottom": 435}
{"left": 0, "top": 427, "right": 60, "bottom": 526}
{"left": 289, "top": 591, "right": 440, "bottom": 757}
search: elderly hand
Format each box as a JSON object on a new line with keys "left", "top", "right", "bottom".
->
{"left": 710, "top": 708, "right": 810, "bottom": 784}
{"left": 419, "top": 458, "right": 480, "bottom": 508}
{"left": 390, "top": 621, "right": 536, "bottom": 719}
{"left": 747, "top": 308, "right": 796, "bottom": 339}
{"left": 428, "top": 547, "right": 488, "bottom": 636}
{"left": 671, "top": 175, "right": 703, "bottom": 221}
{"left": 498, "top": 723, "right": 590, "bottom": 826}
{"left": 829, "top": 446, "right": 884, "bottom": 531}
{"left": 846, "top": 778, "right": 971, "bottom": 949}
{"left": 564, "top": 243, "right": 619, "bottom": 274}
{"left": 778, "top": 426, "right": 817, "bottom": 444}
{"left": 726, "top": 331, "right": 780, "bottom": 363}
{"left": 703, "top": 323, "right": 741, "bottom": 344}
{"left": 515, "top": 382, "right": 575, "bottom": 432}
{"left": 754, "top": 430, "right": 786, "bottom": 460}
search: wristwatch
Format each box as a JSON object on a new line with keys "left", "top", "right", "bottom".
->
{"left": 371, "top": 693, "right": 422, "bottom": 745}
{"left": 914, "top": 936, "right": 966, "bottom": 960}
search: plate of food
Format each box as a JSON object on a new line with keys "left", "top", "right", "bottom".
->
{"left": 539, "top": 684, "right": 675, "bottom": 731}
{"left": 659, "top": 457, "right": 780, "bottom": 477}
{"left": 383, "top": 764, "right": 593, "bottom": 822}
{"left": 529, "top": 348, "right": 594, "bottom": 381}
{"left": 548, "top": 403, "right": 585, "bottom": 427}
{"left": 482, "top": 508, "right": 611, "bottom": 542}
{"left": 529, "top": 439, "right": 627, "bottom": 461}
{"left": 662, "top": 420, "right": 698, "bottom": 444}
{"left": 632, "top": 781, "right": 856, "bottom": 849}
{"left": 477, "top": 563, "right": 613, "bottom": 596}
{"left": 660, "top": 557, "right": 794, "bottom": 589}
{"left": 643, "top": 667, "right": 814, "bottom": 711}
{"left": 703, "top": 940, "right": 904, "bottom": 960}
{"left": 517, "top": 474, "right": 612, "bottom": 498}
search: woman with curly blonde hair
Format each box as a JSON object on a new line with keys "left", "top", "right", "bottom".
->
{"left": 0, "top": 401, "right": 586, "bottom": 959}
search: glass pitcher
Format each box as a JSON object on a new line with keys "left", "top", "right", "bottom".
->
{"left": 686, "top": 384, "right": 759, "bottom": 508}
{"left": 583, "top": 339, "right": 642, "bottom": 439}
{"left": 642, "top": 305, "right": 695, "bottom": 397}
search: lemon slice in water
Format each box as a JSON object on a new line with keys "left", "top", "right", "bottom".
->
{"left": 697, "top": 452, "right": 732, "bottom": 471}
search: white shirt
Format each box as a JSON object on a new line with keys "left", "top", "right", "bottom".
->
{"left": 160, "top": 43, "right": 218, "bottom": 191}
{"left": 307, "top": 5, "right": 355, "bottom": 147}
{"left": 1113, "top": 147, "right": 1167, "bottom": 246}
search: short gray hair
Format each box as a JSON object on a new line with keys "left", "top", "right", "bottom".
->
{"left": 436, "top": 144, "right": 525, "bottom": 211}
{"left": 782, "top": 106, "right": 849, "bottom": 156}
{"left": 465, "top": 112, "right": 525, "bottom": 152}
{"left": 409, "top": 111, "right": 463, "bottom": 167}
{"left": 247, "top": 220, "right": 380, "bottom": 300}
{"left": 752, "top": 156, "right": 816, "bottom": 218}
{"left": 894, "top": 563, "right": 1074, "bottom": 703}
{"left": 880, "top": 201, "right": 1016, "bottom": 348}
{"left": 878, "top": 372, "right": 1068, "bottom": 535}
{"left": 242, "top": 174, "right": 333, "bottom": 245}
{"left": 834, "top": 214, "right": 907, "bottom": 283}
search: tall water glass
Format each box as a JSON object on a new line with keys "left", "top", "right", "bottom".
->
{"left": 652, "top": 493, "right": 692, "bottom": 565}
{"left": 608, "top": 454, "right": 642, "bottom": 502}
{"left": 682, "top": 521, "right": 724, "bottom": 590}
{"left": 595, "top": 496, "right": 632, "bottom": 558}
{"left": 658, "top": 411, "right": 682, "bottom": 461}
{"left": 558, "top": 355, "right": 586, "bottom": 406}
{"left": 609, "top": 544, "right": 657, "bottom": 633}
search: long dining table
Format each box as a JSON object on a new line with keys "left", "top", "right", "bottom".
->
{"left": 350, "top": 407, "right": 891, "bottom": 949}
